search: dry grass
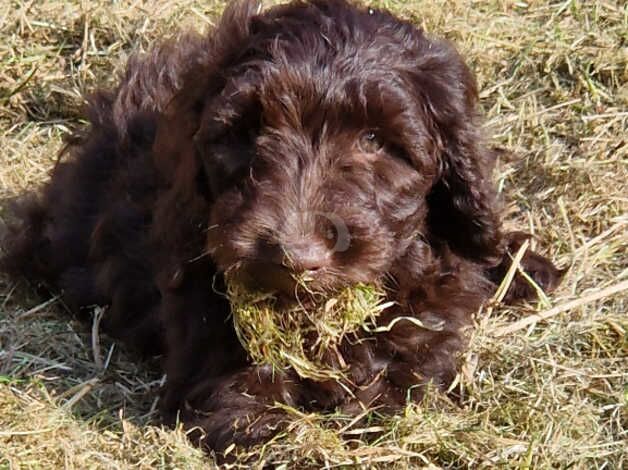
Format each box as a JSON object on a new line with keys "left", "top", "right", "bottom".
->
{"left": 0, "top": 0, "right": 626, "bottom": 468}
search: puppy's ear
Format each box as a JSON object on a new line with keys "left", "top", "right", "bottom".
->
{"left": 153, "top": 90, "right": 259, "bottom": 203}
{"left": 192, "top": 73, "right": 262, "bottom": 198}
{"left": 151, "top": 0, "right": 262, "bottom": 197}
{"left": 410, "top": 39, "right": 502, "bottom": 263}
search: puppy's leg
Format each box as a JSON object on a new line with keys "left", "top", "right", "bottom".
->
{"left": 158, "top": 269, "right": 294, "bottom": 455}
{"left": 158, "top": 272, "right": 243, "bottom": 408}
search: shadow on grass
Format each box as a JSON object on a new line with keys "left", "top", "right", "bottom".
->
{"left": 0, "top": 274, "right": 164, "bottom": 432}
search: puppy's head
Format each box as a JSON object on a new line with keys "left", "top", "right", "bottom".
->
{"left": 169, "top": 0, "right": 501, "bottom": 296}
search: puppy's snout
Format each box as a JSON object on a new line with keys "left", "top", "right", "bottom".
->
{"left": 245, "top": 212, "right": 350, "bottom": 293}
{"left": 281, "top": 239, "right": 331, "bottom": 274}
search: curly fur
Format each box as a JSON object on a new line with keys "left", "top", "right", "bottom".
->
{"left": 2, "top": 0, "right": 563, "bottom": 455}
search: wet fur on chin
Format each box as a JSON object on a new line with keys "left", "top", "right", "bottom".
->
{"left": 1, "top": 0, "right": 563, "bottom": 455}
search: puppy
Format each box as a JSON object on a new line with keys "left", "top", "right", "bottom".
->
{"left": 2, "top": 0, "right": 563, "bottom": 453}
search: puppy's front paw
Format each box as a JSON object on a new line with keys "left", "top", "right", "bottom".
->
{"left": 491, "top": 232, "right": 565, "bottom": 303}
{"left": 165, "top": 366, "right": 297, "bottom": 458}
{"left": 186, "top": 400, "right": 288, "bottom": 456}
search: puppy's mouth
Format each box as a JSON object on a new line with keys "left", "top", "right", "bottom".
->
{"left": 224, "top": 261, "right": 340, "bottom": 307}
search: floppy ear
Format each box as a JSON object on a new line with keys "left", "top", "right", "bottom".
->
{"left": 142, "top": 0, "right": 262, "bottom": 273}
{"left": 151, "top": 0, "right": 262, "bottom": 196}
{"left": 192, "top": 75, "right": 262, "bottom": 198}
{"left": 409, "top": 39, "right": 502, "bottom": 263}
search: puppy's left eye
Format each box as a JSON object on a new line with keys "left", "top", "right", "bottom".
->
{"left": 358, "top": 130, "right": 384, "bottom": 154}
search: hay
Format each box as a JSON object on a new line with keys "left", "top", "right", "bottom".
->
{"left": 228, "top": 281, "right": 391, "bottom": 381}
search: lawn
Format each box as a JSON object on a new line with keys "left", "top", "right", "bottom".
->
{"left": 0, "top": 1, "right": 626, "bottom": 468}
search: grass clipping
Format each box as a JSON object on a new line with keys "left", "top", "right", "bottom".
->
{"left": 228, "top": 281, "right": 391, "bottom": 381}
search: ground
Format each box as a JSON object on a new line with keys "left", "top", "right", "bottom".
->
{"left": 0, "top": 1, "right": 626, "bottom": 468}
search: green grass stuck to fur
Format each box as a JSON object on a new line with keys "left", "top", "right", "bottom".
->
{"left": 228, "top": 281, "right": 392, "bottom": 381}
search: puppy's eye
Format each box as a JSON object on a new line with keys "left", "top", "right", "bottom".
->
{"left": 358, "top": 130, "right": 384, "bottom": 154}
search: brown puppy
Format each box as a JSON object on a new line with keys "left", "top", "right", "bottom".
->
{"left": 2, "top": 0, "right": 563, "bottom": 454}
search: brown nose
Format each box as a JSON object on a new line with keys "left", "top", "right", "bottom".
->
{"left": 282, "top": 240, "right": 331, "bottom": 273}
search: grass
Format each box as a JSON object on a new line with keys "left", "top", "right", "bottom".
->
{"left": 0, "top": 0, "right": 626, "bottom": 468}
{"left": 228, "top": 281, "right": 391, "bottom": 382}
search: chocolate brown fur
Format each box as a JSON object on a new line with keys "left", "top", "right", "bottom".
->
{"left": 2, "top": 0, "right": 562, "bottom": 455}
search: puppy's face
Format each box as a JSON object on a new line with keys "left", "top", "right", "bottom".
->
{"left": 191, "top": 1, "right": 495, "bottom": 296}
{"left": 202, "top": 71, "right": 438, "bottom": 295}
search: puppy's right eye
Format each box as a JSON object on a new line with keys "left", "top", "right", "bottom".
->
{"left": 358, "top": 130, "right": 384, "bottom": 154}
